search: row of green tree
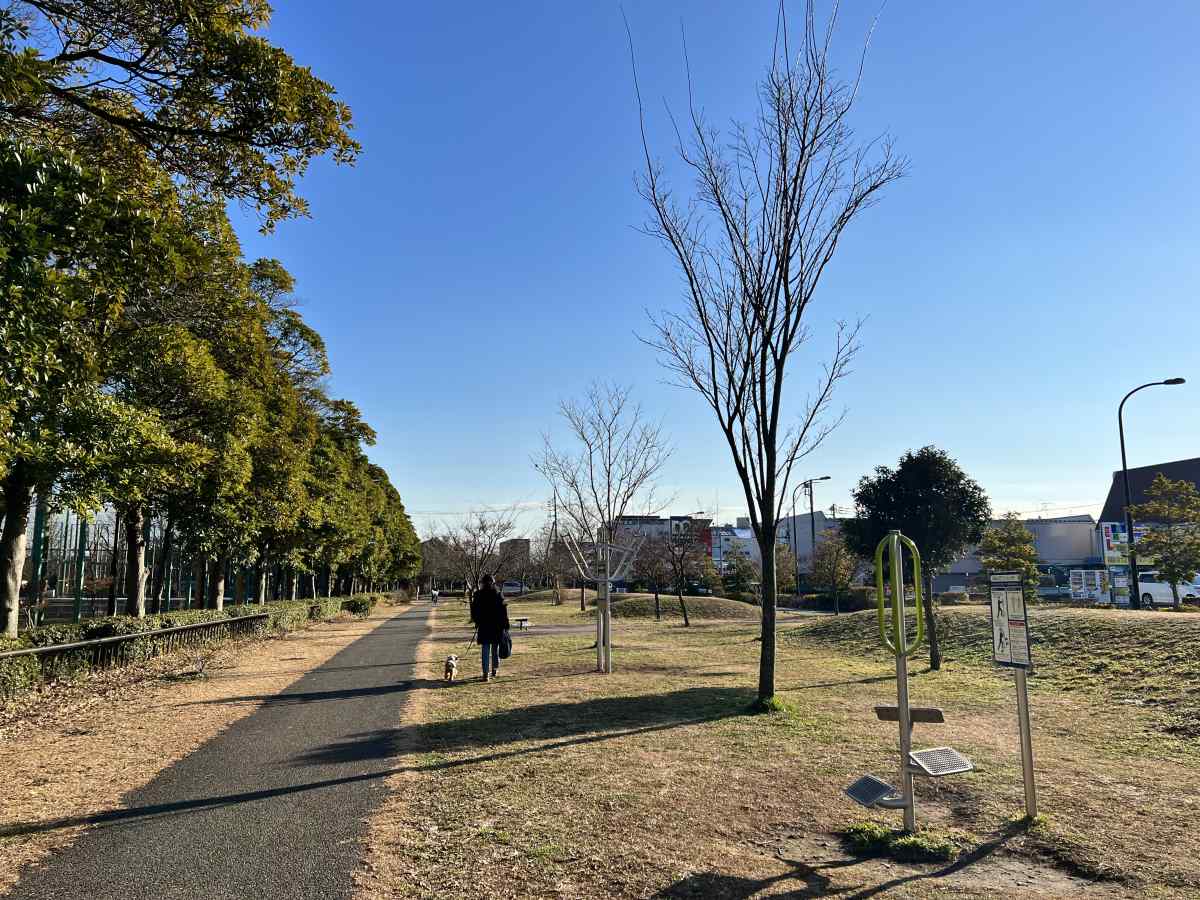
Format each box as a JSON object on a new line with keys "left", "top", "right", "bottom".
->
{"left": 0, "top": 1, "right": 419, "bottom": 636}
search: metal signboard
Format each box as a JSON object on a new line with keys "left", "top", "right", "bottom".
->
{"left": 1099, "top": 522, "right": 1155, "bottom": 566}
{"left": 988, "top": 569, "right": 1039, "bottom": 818}
{"left": 989, "top": 572, "right": 1032, "bottom": 670}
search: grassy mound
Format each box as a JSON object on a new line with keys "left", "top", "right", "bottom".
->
{"left": 514, "top": 588, "right": 598, "bottom": 605}
{"left": 789, "top": 606, "right": 1200, "bottom": 736}
{"left": 609, "top": 594, "right": 759, "bottom": 620}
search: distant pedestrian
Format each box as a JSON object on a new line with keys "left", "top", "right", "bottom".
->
{"left": 431, "top": 588, "right": 439, "bottom": 605}
{"left": 470, "top": 574, "right": 510, "bottom": 682}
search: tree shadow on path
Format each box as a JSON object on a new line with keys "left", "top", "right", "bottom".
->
{"left": 2, "top": 686, "right": 754, "bottom": 839}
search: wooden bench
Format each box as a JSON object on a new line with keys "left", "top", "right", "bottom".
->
{"left": 513, "top": 616, "right": 530, "bottom": 631}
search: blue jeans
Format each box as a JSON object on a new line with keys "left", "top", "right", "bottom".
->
{"left": 481, "top": 643, "right": 499, "bottom": 675}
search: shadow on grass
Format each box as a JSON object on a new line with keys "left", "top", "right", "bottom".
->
{"left": 1, "top": 686, "right": 755, "bottom": 839}
{"left": 785, "top": 673, "right": 893, "bottom": 691}
{"left": 293, "top": 685, "right": 756, "bottom": 766}
{"left": 653, "top": 820, "right": 1030, "bottom": 899}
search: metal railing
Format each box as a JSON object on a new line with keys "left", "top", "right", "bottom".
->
{"left": 0, "top": 613, "right": 270, "bottom": 676}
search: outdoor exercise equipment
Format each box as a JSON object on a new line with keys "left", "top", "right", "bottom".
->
{"left": 563, "top": 532, "right": 643, "bottom": 673}
{"left": 844, "top": 530, "right": 974, "bottom": 830}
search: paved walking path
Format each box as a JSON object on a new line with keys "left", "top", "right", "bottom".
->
{"left": 8, "top": 603, "right": 432, "bottom": 900}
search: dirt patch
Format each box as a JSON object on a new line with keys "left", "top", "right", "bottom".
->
{"left": 0, "top": 604, "right": 406, "bottom": 896}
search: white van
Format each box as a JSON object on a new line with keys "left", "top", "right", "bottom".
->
{"left": 1136, "top": 571, "right": 1200, "bottom": 608}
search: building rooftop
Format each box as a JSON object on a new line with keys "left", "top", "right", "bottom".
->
{"left": 1097, "top": 457, "right": 1200, "bottom": 523}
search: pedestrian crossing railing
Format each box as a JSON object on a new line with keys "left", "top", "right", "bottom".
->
{"left": 0, "top": 613, "right": 270, "bottom": 681}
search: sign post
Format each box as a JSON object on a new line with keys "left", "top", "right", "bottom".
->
{"left": 989, "top": 571, "right": 1037, "bottom": 819}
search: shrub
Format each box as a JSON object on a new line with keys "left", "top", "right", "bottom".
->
{"left": 0, "top": 594, "right": 365, "bottom": 701}
{"left": 311, "top": 596, "right": 345, "bottom": 620}
{"left": 343, "top": 595, "right": 376, "bottom": 618}
{"left": 938, "top": 591, "right": 969, "bottom": 605}
{"left": 263, "top": 600, "right": 312, "bottom": 633}
{"left": 0, "top": 637, "right": 40, "bottom": 698}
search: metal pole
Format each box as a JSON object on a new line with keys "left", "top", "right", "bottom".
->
{"left": 72, "top": 519, "right": 88, "bottom": 623}
{"left": 1014, "top": 667, "right": 1038, "bottom": 818}
{"left": 791, "top": 489, "right": 800, "bottom": 596}
{"left": 1118, "top": 389, "right": 1140, "bottom": 609}
{"left": 596, "top": 548, "right": 605, "bottom": 673}
{"left": 29, "top": 497, "right": 48, "bottom": 609}
{"left": 890, "top": 532, "right": 916, "bottom": 831}
{"left": 603, "top": 548, "right": 613, "bottom": 674}
{"left": 1117, "top": 378, "right": 1186, "bottom": 608}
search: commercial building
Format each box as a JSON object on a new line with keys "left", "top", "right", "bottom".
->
{"left": 937, "top": 514, "right": 1100, "bottom": 594}
{"left": 1095, "top": 456, "right": 1200, "bottom": 604}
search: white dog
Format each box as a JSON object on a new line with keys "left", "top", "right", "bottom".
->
{"left": 443, "top": 654, "right": 459, "bottom": 682}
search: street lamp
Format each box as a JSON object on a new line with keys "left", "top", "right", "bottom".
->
{"left": 793, "top": 476, "right": 831, "bottom": 596}
{"left": 790, "top": 484, "right": 805, "bottom": 596}
{"left": 533, "top": 463, "right": 566, "bottom": 605}
{"left": 1118, "top": 378, "right": 1185, "bottom": 609}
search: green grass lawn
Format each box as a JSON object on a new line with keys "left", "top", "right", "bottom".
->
{"left": 792, "top": 605, "right": 1200, "bottom": 739}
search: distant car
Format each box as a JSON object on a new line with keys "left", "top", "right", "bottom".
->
{"left": 1137, "top": 571, "right": 1200, "bottom": 608}
{"left": 501, "top": 580, "right": 526, "bottom": 597}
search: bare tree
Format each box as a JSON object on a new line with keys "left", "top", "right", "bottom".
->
{"left": 440, "top": 508, "right": 523, "bottom": 597}
{"left": 632, "top": 535, "right": 672, "bottom": 620}
{"left": 633, "top": 4, "right": 905, "bottom": 701}
{"left": 531, "top": 517, "right": 573, "bottom": 603}
{"left": 811, "top": 529, "right": 863, "bottom": 615}
{"left": 539, "top": 382, "right": 671, "bottom": 672}
{"left": 664, "top": 518, "right": 711, "bottom": 627}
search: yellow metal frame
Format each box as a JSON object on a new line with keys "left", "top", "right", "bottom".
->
{"left": 875, "top": 530, "right": 924, "bottom": 657}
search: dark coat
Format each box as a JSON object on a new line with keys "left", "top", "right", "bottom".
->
{"left": 471, "top": 587, "right": 509, "bottom": 643}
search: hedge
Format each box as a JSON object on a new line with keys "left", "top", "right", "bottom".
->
{"left": 0, "top": 593, "right": 392, "bottom": 700}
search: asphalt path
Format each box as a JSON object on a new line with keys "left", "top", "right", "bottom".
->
{"left": 7, "top": 603, "right": 432, "bottom": 900}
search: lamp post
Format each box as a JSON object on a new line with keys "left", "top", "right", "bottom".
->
{"left": 535, "top": 463, "right": 571, "bottom": 608}
{"left": 794, "top": 476, "right": 831, "bottom": 598}
{"left": 790, "top": 484, "right": 805, "bottom": 596}
{"left": 1118, "top": 378, "right": 1185, "bottom": 610}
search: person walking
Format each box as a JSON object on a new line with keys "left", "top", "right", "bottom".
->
{"left": 470, "top": 574, "right": 509, "bottom": 682}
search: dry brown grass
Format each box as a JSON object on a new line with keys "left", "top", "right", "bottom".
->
{"left": 0, "top": 605, "right": 406, "bottom": 895}
{"left": 355, "top": 602, "right": 1194, "bottom": 899}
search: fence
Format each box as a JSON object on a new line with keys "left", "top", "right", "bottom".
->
{"left": 17, "top": 505, "right": 340, "bottom": 627}
{"left": 0, "top": 613, "right": 269, "bottom": 677}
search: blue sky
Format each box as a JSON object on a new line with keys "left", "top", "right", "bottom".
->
{"left": 232, "top": 2, "right": 1199, "bottom": 537}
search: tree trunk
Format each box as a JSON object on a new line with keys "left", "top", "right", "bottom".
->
{"left": 1172, "top": 582, "right": 1181, "bottom": 611}
{"left": 325, "top": 566, "right": 332, "bottom": 598}
{"left": 123, "top": 506, "right": 148, "bottom": 618}
{"left": 654, "top": 584, "right": 661, "bottom": 621}
{"left": 677, "top": 589, "right": 690, "bottom": 627}
{"left": 579, "top": 583, "right": 585, "bottom": 612}
{"left": 256, "top": 564, "right": 267, "bottom": 605}
{"left": 0, "top": 463, "right": 34, "bottom": 638}
{"left": 757, "top": 524, "right": 778, "bottom": 702}
{"left": 150, "top": 518, "right": 173, "bottom": 615}
{"left": 287, "top": 568, "right": 297, "bottom": 602}
{"left": 106, "top": 518, "right": 121, "bottom": 616}
{"left": 923, "top": 571, "right": 941, "bottom": 671}
{"left": 192, "top": 556, "right": 206, "bottom": 610}
{"left": 309, "top": 572, "right": 317, "bottom": 600}
{"left": 208, "top": 556, "right": 226, "bottom": 610}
